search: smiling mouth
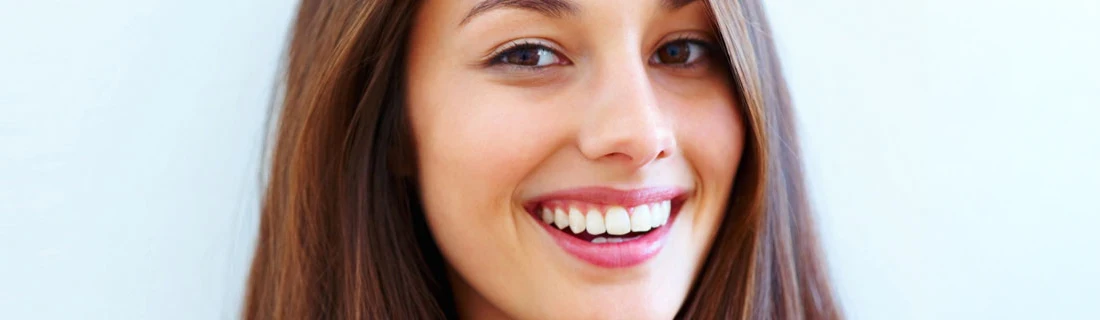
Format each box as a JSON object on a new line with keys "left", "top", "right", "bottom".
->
{"left": 535, "top": 200, "right": 673, "bottom": 243}
{"left": 523, "top": 187, "right": 687, "bottom": 268}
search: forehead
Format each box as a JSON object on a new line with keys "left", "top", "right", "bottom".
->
{"left": 424, "top": 0, "right": 703, "bottom": 26}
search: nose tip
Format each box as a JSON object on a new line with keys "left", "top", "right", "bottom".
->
{"left": 578, "top": 108, "right": 677, "bottom": 169}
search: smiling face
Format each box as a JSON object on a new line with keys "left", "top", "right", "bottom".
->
{"left": 405, "top": 0, "right": 745, "bottom": 318}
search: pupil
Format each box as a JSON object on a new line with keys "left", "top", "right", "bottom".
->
{"left": 667, "top": 46, "right": 681, "bottom": 57}
{"left": 659, "top": 42, "right": 691, "bottom": 64}
{"left": 510, "top": 48, "right": 540, "bottom": 65}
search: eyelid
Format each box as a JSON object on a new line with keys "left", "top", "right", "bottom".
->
{"left": 655, "top": 32, "right": 718, "bottom": 52}
{"left": 481, "top": 38, "right": 569, "bottom": 65}
{"left": 649, "top": 31, "right": 722, "bottom": 68}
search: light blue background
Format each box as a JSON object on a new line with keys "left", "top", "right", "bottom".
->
{"left": 2, "top": 0, "right": 1097, "bottom": 319}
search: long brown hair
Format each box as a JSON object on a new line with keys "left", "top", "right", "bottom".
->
{"left": 243, "top": 0, "right": 841, "bottom": 319}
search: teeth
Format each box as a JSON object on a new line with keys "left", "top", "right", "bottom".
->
{"left": 568, "top": 207, "right": 585, "bottom": 234}
{"left": 541, "top": 207, "right": 553, "bottom": 224}
{"left": 585, "top": 209, "right": 605, "bottom": 235}
{"left": 554, "top": 208, "right": 569, "bottom": 230}
{"left": 606, "top": 237, "right": 625, "bottom": 243}
{"left": 630, "top": 204, "right": 652, "bottom": 232}
{"left": 591, "top": 237, "right": 607, "bottom": 244}
{"left": 541, "top": 199, "right": 674, "bottom": 234}
{"left": 651, "top": 200, "right": 670, "bottom": 228}
{"left": 662, "top": 202, "right": 671, "bottom": 227}
{"left": 648, "top": 203, "right": 662, "bottom": 228}
{"left": 604, "top": 206, "right": 631, "bottom": 235}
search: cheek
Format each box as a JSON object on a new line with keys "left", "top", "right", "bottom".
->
{"left": 407, "top": 77, "right": 566, "bottom": 251}
{"left": 683, "top": 104, "right": 743, "bottom": 179}
{"left": 672, "top": 86, "right": 745, "bottom": 235}
{"left": 670, "top": 82, "right": 744, "bottom": 183}
{"left": 411, "top": 88, "right": 560, "bottom": 203}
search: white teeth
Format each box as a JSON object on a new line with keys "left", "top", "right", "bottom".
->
{"left": 630, "top": 204, "right": 652, "bottom": 232}
{"left": 541, "top": 207, "right": 553, "bottom": 224}
{"left": 591, "top": 237, "right": 607, "bottom": 244}
{"left": 651, "top": 200, "right": 670, "bottom": 228}
{"left": 585, "top": 209, "right": 605, "bottom": 235}
{"left": 568, "top": 207, "right": 585, "bottom": 234}
{"left": 554, "top": 208, "right": 569, "bottom": 230}
{"left": 606, "top": 237, "right": 625, "bottom": 243}
{"left": 648, "top": 203, "right": 662, "bottom": 228}
{"left": 604, "top": 206, "right": 631, "bottom": 235}
{"left": 542, "top": 200, "right": 673, "bottom": 235}
{"left": 664, "top": 200, "right": 672, "bottom": 224}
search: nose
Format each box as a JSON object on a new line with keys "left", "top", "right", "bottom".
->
{"left": 577, "top": 60, "right": 677, "bottom": 169}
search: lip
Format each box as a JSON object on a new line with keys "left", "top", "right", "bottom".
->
{"left": 524, "top": 187, "right": 687, "bottom": 268}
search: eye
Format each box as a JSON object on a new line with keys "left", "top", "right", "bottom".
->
{"left": 492, "top": 43, "right": 566, "bottom": 68}
{"left": 651, "top": 39, "right": 709, "bottom": 66}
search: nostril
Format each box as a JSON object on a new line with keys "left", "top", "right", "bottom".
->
{"left": 602, "top": 152, "right": 634, "bottom": 163}
{"left": 600, "top": 147, "right": 668, "bottom": 166}
{"left": 577, "top": 115, "right": 675, "bottom": 166}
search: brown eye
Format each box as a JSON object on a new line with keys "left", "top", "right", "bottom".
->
{"left": 651, "top": 40, "right": 708, "bottom": 65}
{"left": 496, "top": 45, "right": 563, "bottom": 67}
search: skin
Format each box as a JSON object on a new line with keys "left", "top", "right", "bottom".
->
{"left": 406, "top": 0, "right": 744, "bottom": 318}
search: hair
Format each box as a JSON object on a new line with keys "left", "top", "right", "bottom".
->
{"left": 243, "top": 0, "right": 841, "bottom": 319}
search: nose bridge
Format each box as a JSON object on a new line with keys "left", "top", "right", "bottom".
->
{"left": 577, "top": 46, "right": 675, "bottom": 168}
{"left": 595, "top": 53, "right": 657, "bottom": 121}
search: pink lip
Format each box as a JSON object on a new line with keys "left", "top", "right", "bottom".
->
{"left": 525, "top": 187, "right": 687, "bottom": 268}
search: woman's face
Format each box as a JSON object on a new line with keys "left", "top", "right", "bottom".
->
{"left": 406, "top": 0, "right": 743, "bottom": 318}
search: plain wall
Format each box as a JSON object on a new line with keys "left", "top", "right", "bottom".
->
{"left": 1, "top": 0, "right": 296, "bottom": 318}
{"left": 1, "top": 0, "right": 1097, "bottom": 319}
{"left": 766, "top": 0, "right": 1100, "bottom": 319}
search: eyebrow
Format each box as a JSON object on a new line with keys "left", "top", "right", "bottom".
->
{"left": 460, "top": 0, "right": 700, "bottom": 26}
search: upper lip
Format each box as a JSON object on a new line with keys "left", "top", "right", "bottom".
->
{"left": 523, "top": 186, "right": 687, "bottom": 211}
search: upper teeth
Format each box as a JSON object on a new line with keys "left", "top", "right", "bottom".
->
{"left": 540, "top": 200, "right": 672, "bottom": 236}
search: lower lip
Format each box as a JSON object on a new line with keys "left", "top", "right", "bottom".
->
{"left": 532, "top": 204, "right": 681, "bottom": 268}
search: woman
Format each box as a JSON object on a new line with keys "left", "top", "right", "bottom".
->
{"left": 244, "top": 0, "right": 840, "bottom": 318}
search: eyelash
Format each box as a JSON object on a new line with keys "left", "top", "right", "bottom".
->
{"left": 656, "top": 35, "right": 717, "bottom": 69}
{"left": 484, "top": 40, "right": 565, "bottom": 71}
{"left": 484, "top": 36, "right": 719, "bottom": 71}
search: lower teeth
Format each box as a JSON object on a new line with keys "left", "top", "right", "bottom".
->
{"left": 590, "top": 236, "right": 640, "bottom": 244}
